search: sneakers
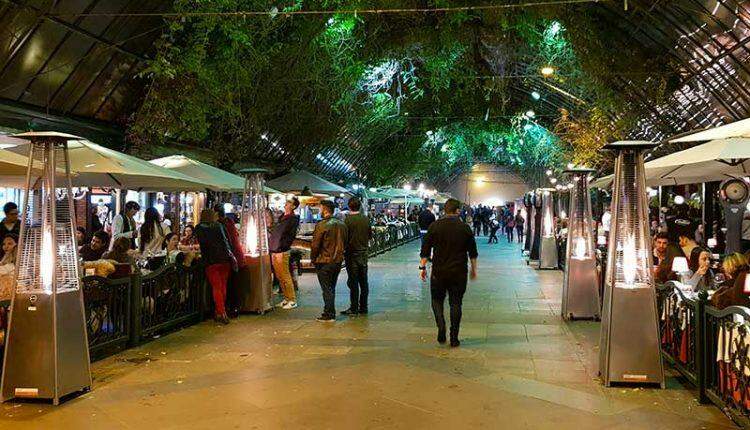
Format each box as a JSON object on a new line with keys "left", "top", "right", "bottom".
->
{"left": 282, "top": 301, "right": 298, "bottom": 310}
{"left": 340, "top": 308, "right": 358, "bottom": 316}
{"left": 276, "top": 299, "right": 289, "bottom": 308}
{"left": 316, "top": 315, "right": 335, "bottom": 322}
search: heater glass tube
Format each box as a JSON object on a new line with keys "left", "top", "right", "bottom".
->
{"left": 542, "top": 191, "right": 554, "bottom": 237}
{"left": 608, "top": 150, "right": 652, "bottom": 289}
{"left": 240, "top": 173, "right": 269, "bottom": 258}
{"left": 568, "top": 174, "right": 594, "bottom": 260}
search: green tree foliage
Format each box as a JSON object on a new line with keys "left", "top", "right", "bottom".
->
{"left": 129, "top": 1, "right": 673, "bottom": 185}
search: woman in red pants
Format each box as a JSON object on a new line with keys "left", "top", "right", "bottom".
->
{"left": 195, "top": 208, "right": 238, "bottom": 324}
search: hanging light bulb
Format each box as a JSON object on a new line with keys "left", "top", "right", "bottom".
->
{"left": 550, "top": 177, "right": 558, "bottom": 184}
{"left": 531, "top": 91, "right": 541, "bottom": 100}
{"left": 541, "top": 66, "right": 555, "bottom": 77}
{"left": 546, "top": 169, "right": 553, "bottom": 176}
{"left": 526, "top": 110, "right": 535, "bottom": 118}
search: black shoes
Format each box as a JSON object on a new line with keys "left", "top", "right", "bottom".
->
{"left": 316, "top": 314, "right": 335, "bottom": 322}
{"left": 214, "top": 315, "right": 230, "bottom": 325}
{"left": 340, "top": 308, "right": 358, "bottom": 316}
{"left": 437, "top": 329, "right": 446, "bottom": 344}
{"left": 450, "top": 329, "right": 460, "bottom": 347}
{"left": 358, "top": 308, "right": 368, "bottom": 315}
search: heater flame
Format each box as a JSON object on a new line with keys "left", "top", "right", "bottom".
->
{"left": 620, "top": 234, "right": 638, "bottom": 287}
{"left": 41, "top": 226, "right": 54, "bottom": 292}
{"left": 573, "top": 237, "right": 587, "bottom": 260}
{"left": 244, "top": 215, "right": 260, "bottom": 258}
{"left": 543, "top": 211, "right": 553, "bottom": 237}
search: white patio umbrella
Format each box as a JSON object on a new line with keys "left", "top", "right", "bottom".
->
{"left": 266, "top": 170, "right": 348, "bottom": 195}
{"left": 671, "top": 117, "right": 750, "bottom": 143}
{"left": 149, "top": 154, "right": 280, "bottom": 193}
{"left": 1, "top": 132, "right": 209, "bottom": 191}
{"left": 589, "top": 137, "right": 750, "bottom": 188}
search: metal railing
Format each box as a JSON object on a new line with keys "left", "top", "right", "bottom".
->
{"left": 368, "top": 223, "right": 421, "bottom": 258}
{"left": 0, "top": 261, "right": 207, "bottom": 378}
{"left": 657, "top": 283, "right": 750, "bottom": 428}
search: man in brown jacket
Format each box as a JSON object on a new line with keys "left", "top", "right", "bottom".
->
{"left": 312, "top": 200, "right": 348, "bottom": 322}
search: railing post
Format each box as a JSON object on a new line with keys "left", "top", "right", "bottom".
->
{"left": 129, "top": 272, "right": 142, "bottom": 347}
{"left": 696, "top": 289, "right": 709, "bottom": 404}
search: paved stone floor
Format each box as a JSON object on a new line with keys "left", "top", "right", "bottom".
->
{"left": 0, "top": 239, "right": 739, "bottom": 429}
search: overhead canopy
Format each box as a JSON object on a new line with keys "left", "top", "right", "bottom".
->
{"left": 1, "top": 132, "right": 209, "bottom": 191}
{"left": 590, "top": 137, "right": 750, "bottom": 188}
{"left": 377, "top": 187, "right": 423, "bottom": 199}
{"left": 149, "top": 155, "right": 280, "bottom": 193}
{"left": 671, "top": 118, "right": 750, "bottom": 143}
{"left": 360, "top": 188, "right": 392, "bottom": 200}
{"left": 266, "top": 170, "right": 348, "bottom": 195}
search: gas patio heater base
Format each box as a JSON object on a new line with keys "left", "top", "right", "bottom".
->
{"left": 1, "top": 132, "right": 91, "bottom": 404}
{"left": 562, "top": 168, "right": 600, "bottom": 321}
{"left": 598, "top": 141, "right": 664, "bottom": 388}
{"left": 237, "top": 168, "right": 273, "bottom": 314}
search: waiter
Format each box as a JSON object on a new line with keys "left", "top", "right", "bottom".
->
{"left": 419, "top": 198, "right": 478, "bottom": 347}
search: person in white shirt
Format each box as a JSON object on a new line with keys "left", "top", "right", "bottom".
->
{"left": 112, "top": 201, "right": 140, "bottom": 249}
{"left": 139, "top": 207, "right": 171, "bottom": 256}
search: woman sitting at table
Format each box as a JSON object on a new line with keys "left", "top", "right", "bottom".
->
{"left": 0, "top": 234, "right": 17, "bottom": 301}
{"left": 711, "top": 253, "right": 750, "bottom": 309}
{"left": 180, "top": 224, "right": 199, "bottom": 250}
{"left": 163, "top": 233, "right": 197, "bottom": 267}
{"left": 684, "top": 248, "right": 715, "bottom": 291}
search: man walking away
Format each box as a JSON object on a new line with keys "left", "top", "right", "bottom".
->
{"left": 505, "top": 213, "right": 515, "bottom": 242}
{"left": 514, "top": 210, "right": 525, "bottom": 243}
{"left": 420, "top": 198, "right": 478, "bottom": 347}
{"left": 311, "top": 200, "right": 348, "bottom": 322}
{"left": 269, "top": 197, "right": 301, "bottom": 310}
{"left": 488, "top": 218, "right": 500, "bottom": 244}
{"left": 472, "top": 207, "right": 482, "bottom": 237}
{"left": 342, "top": 197, "right": 371, "bottom": 316}
{"left": 418, "top": 204, "right": 436, "bottom": 233}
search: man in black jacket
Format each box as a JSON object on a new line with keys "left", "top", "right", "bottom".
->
{"left": 420, "top": 198, "right": 478, "bottom": 347}
{"left": 418, "top": 204, "right": 436, "bottom": 232}
{"left": 269, "top": 197, "right": 301, "bottom": 309}
{"left": 342, "top": 197, "right": 371, "bottom": 316}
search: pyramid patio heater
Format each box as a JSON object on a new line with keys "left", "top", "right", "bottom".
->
{"left": 599, "top": 141, "right": 664, "bottom": 387}
{"left": 562, "top": 168, "right": 599, "bottom": 320}
{"left": 1, "top": 133, "right": 91, "bottom": 404}
{"left": 538, "top": 188, "right": 558, "bottom": 269}
{"left": 523, "top": 192, "right": 534, "bottom": 254}
{"left": 529, "top": 189, "right": 543, "bottom": 261}
{"left": 237, "top": 168, "right": 273, "bottom": 313}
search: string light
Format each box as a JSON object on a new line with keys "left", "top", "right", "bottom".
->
{"left": 45, "top": 0, "right": 602, "bottom": 18}
{"left": 540, "top": 66, "right": 555, "bottom": 77}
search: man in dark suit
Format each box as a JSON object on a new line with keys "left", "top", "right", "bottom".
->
{"left": 311, "top": 200, "right": 348, "bottom": 322}
{"left": 342, "top": 197, "right": 371, "bottom": 315}
{"left": 420, "top": 198, "right": 478, "bottom": 347}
